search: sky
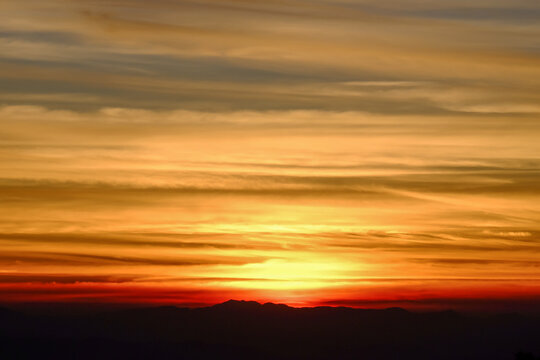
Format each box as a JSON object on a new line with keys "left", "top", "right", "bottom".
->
{"left": 1, "top": 0, "right": 539, "bottom": 311}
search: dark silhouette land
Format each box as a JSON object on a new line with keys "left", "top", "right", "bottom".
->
{"left": 0, "top": 300, "right": 539, "bottom": 359}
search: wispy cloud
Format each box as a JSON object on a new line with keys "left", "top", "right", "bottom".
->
{"left": 1, "top": 0, "right": 539, "bottom": 308}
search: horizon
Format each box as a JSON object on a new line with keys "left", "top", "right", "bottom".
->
{"left": 3, "top": 298, "right": 540, "bottom": 317}
{"left": 2, "top": 298, "right": 538, "bottom": 359}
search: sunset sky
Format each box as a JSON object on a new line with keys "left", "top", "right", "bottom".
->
{"left": 1, "top": 0, "right": 539, "bottom": 311}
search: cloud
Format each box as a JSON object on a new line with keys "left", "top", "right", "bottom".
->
{"left": 1, "top": 0, "right": 539, "bottom": 306}
{"left": 411, "top": 257, "right": 540, "bottom": 267}
{"left": 0, "top": 273, "right": 137, "bottom": 284}
{"left": 0, "top": 231, "right": 286, "bottom": 251}
{"left": 0, "top": 250, "right": 268, "bottom": 267}
{"left": 2, "top": 0, "right": 540, "bottom": 114}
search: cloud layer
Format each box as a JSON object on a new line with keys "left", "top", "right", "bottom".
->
{"left": 1, "top": 0, "right": 539, "bottom": 309}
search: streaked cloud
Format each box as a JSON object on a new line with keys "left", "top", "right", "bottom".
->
{"left": 1, "top": 0, "right": 539, "bottom": 309}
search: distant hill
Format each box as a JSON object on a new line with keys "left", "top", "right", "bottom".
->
{"left": 1, "top": 300, "right": 539, "bottom": 359}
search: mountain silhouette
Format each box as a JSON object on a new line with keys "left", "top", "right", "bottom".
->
{"left": 0, "top": 300, "right": 539, "bottom": 359}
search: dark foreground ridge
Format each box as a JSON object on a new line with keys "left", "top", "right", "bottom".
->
{"left": 1, "top": 300, "right": 539, "bottom": 359}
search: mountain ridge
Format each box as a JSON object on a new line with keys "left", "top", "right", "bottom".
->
{"left": 0, "top": 300, "right": 538, "bottom": 359}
